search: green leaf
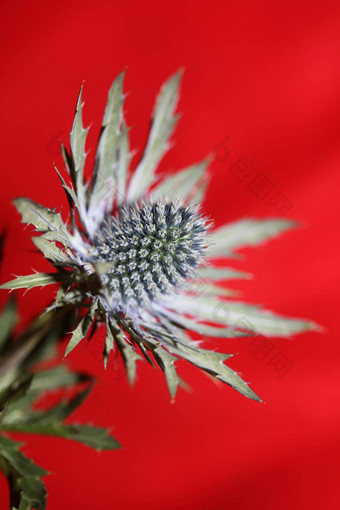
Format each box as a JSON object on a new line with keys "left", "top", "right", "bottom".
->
{"left": 151, "top": 157, "right": 211, "bottom": 203}
{"left": 168, "top": 343, "right": 261, "bottom": 401}
{"left": 1, "top": 423, "right": 120, "bottom": 451}
{"left": 208, "top": 219, "right": 296, "bottom": 257}
{"left": 30, "top": 366, "right": 90, "bottom": 393}
{"left": 127, "top": 71, "right": 182, "bottom": 202}
{"left": 0, "top": 297, "right": 18, "bottom": 349}
{"left": 0, "top": 374, "right": 33, "bottom": 414}
{"left": 187, "top": 281, "right": 237, "bottom": 298}
{"left": 103, "top": 321, "right": 114, "bottom": 369}
{"left": 13, "top": 198, "right": 71, "bottom": 247}
{"left": 152, "top": 345, "right": 179, "bottom": 398}
{"left": 109, "top": 319, "right": 142, "bottom": 385}
{"left": 116, "top": 122, "right": 129, "bottom": 206}
{"left": 32, "top": 237, "right": 72, "bottom": 265}
{"left": 0, "top": 272, "right": 70, "bottom": 291}
{"left": 0, "top": 436, "right": 47, "bottom": 477}
{"left": 69, "top": 84, "right": 89, "bottom": 218}
{"left": 159, "top": 307, "right": 247, "bottom": 338}
{"left": 196, "top": 267, "right": 251, "bottom": 281}
{"left": 88, "top": 72, "right": 125, "bottom": 233}
{"left": 168, "top": 295, "right": 319, "bottom": 337}
{"left": 0, "top": 436, "right": 47, "bottom": 510}
{"left": 64, "top": 308, "right": 96, "bottom": 357}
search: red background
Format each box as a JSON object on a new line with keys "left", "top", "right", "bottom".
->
{"left": 0, "top": 1, "right": 339, "bottom": 508}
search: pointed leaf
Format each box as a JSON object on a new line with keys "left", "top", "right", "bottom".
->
{"left": 128, "top": 71, "right": 182, "bottom": 201}
{"left": 69, "top": 84, "right": 89, "bottom": 216}
{"left": 1, "top": 423, "right": 120, "bottom": 451}
{"left": 167, "top": 343, "right": 261, "bottom": 401}
{"left": 64, "top": 308, "right": 95, "bottom": 357}
{"left": 109, "top": 320, "right": 142, "bottom": 385}
{"left": 0, "top": 297, "right": 18, "bottom": 349}
{"left": 208, "top": 219, "right": 296, "bottom": 257}
{"left": 152, "top": 157, "right": 211, "bottom": 202}
{"left": 196, "top": 267, "right": 250, "bottom": 281}
{"left": 168, "top": 295, "right": 319, "bottom": 337}
{"left": 0, "top": 436, "right": 47, "bottom": 477}
{"left": 152, "top": 345, "right": 179, "bottom": 398}
{"left": 13, "top": 198, "right": 71, "bottom": 248}
{"left": 32, "top": 237, "right": 72, "bottom": 265}
{"left": 0, "top": 272, "right": 70, "bottom": 291}
{"left": 88, "top": 72, "right": 125, "bottom": 233}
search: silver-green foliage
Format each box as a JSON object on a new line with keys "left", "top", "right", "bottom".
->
{"left": 0, "top": 71, "right": 318, "bottom": 404}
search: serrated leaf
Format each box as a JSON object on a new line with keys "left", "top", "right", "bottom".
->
{"left": 69, "top": 84, "right": 89, "bottom": 218}
{"left": 127, "top": 71, "right": 182, "bottom": 202}
{"left": 88, "top": 72, "right": 125, "bottom": 234}
{"left": 152, "top": 345, "right": 179, "bottom": 398}
{"left": 0, "top": 272, "right": 70, "bottom": 291}
{"left": 0, "top": 436, "right": 47, "bottom": 477}
{"left": 1, "top": 423, "right": 120, "bottom": 451}
{"left": 0, "top": 297, "right": 18, "bottom": 349}
{"left": 196, "top": 267, "right": 250, "bottom": 281}
{"left": 168, "top": 295, "right": 319, "bottom": 337}
{"left": 0, "top": 437, "right": 47, "bottom": 510}
{"left": 168, "top": 343, "right": 261, "bottom": 401}
{"left": 13, "top": 198, "right": 71, "bottom": 247}
{"left": 17, "top": 474, "right": 47, "bottom": 510}
{"left": 109, "top": 319, "right": 142, "bottom": 385}
{"left": 151, "top": 157, "right": 211, "bottom": 203}
{"left": 32, "top": 237, "right": 72, "bottom": 265}
{"left": 208, "top": 219, "right": 296, "bottom": 257}
{"left": 64, "top": 308, "right": 96, "bottom": 357}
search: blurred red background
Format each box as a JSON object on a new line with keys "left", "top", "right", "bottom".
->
{"left": 0, "top": 0, "right": 339, "bottom": 508}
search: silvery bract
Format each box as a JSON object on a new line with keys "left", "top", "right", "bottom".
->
{"left": 1, "top": 71, "right": 318, "bottom": 401}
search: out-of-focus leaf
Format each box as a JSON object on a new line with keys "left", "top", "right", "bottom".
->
{"left": 151, "top": 157, "right": 211, "bottom": 203}
{"left": 0, "top": 374, "right": 33, "bottom": 413}
{"left": 0, "top": 272, "right": 70, "bottom": 291}
{"left": 116, "top": 123, "right": 129, "bottom": 206}
{"left": 158, "top": 306, "right": 247, "bottom": 338}
{"left": 0, "top": 436, "right": 47, "bottom": 477}
{"left": 30, "top": 366, "right": 90, "bottom": 392}
{"left": 2, "top": 423, "right": 120, "bottom": 451}
{"left": 208, "top": 219, "right": 296, "bottom": 257}
{"left": 127, "top": 71, "right": 182, "bottom": 202}
{"left": 187, "top": 281, "right": 237, "bottom": 298}
{"left": 0, "top": 436, "right": 47, "bottom": 510}
{"left": 196, "top": 266, "right": 250, "bottom": 281}
{"left": 168, "top": 295, "right": 319, "bottom": 337}
{"left": 0, "top": 297, "right": 18, "bottom": 349}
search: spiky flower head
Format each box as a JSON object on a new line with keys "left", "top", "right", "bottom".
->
{"left": 94, "top": 201, "right": 208, "bottom": 310}
{"left": 1, "top": 71, "right": 318, "bottom": 401}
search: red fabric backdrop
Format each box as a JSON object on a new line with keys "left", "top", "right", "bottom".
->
{"left": 0, "top": 1, "right": 339, "bottom": 508}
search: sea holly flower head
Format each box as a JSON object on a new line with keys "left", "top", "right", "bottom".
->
{"left": 1, "top": 71, "right": 318, "bottom": 400}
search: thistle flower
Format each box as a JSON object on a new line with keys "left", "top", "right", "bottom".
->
{"left": 1, "top": 71, "right": 318, "bottom": 401}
